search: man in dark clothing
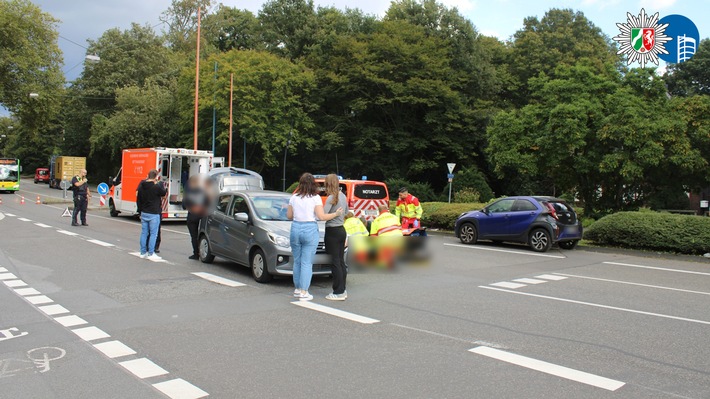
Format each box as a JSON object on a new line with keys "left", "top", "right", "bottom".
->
{"left": 71, "top": 169, "right": 91, "bottom": 226}
{"left": 183, "top": 175, "right": 209, "bottom": 260}
{"left": 137, "top": 169, "right": 167, "bottom": 260}
{"left": 137, "top": 183, "right": 162, "bottom": 254}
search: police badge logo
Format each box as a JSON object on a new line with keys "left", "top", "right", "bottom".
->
{"left": 612, "top": 8, "right": 672, "bottom": 68}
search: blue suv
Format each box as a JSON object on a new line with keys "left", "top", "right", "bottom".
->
{"left": 454, "top": 196, "right": 583, "bottom": 252}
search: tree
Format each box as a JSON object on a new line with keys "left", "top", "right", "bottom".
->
{"left": 0, "top": 0, "right": 64, "bottom": 129}
{"left": 160, "top": 0, "right": 214, "bottom": 51}
{"left": 202, "top": 5, "right": 262, "bottom": 52}
{"left": 664, "top": 38, "right": 710, "bottom": 97}
{"left": 258, "top": 0, "right": 317, "bottom": 60}
{"left": 184, "top": 50, "right": 317, "bottom": 171}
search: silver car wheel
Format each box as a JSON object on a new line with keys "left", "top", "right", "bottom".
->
{"left": 252, "top": 252, "right": 264, "bottom": 278}
{"left": 459, "top": 223, "right": 477, "bottom": 244}
{"left": 529, "top": 229, "right": 550, "bottom": 252}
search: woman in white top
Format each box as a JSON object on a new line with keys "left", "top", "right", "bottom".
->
{"left": 287, "top": 173, "right": 342, "bottom": 301}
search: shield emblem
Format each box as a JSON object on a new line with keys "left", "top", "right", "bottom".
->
{"left": 632, "top": 28, "right": 655, "bottom": 53}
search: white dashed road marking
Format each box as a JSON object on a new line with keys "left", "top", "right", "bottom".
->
{"left": 119, "top": 358, "right": 169, "bottom": 379}
{"left": 4, "top": 279, "right": 28, "bottom": 288}
{"left": 292, "top": 301, "right": 380, "bottom": 324}
{"left": 54, "top": 315, "right": 88, "bottom": 327}
{"left": 25, "top": 295, "right": 53, "bottom": 305}
{"left": 14, "top": 287, "right": 40, "bottom": 296}
{"left": 153, "top": 378, "right": 209, "bottom": 399}
{"left": 536, "top": 274, "right": 567, "bottom": 281}
{"left": 0, "top": 273, "right": 17, "bottom": 280}
{"left": 192, "top": 272, "right": 246, "bottom": 287}
{"left": 0, "top": 267, "right": 7, "bottom": 272}
{"left": 34, "top": 223, "right": 52, "bottom": 228}
{"left": 480, "top": 285, "right": 710, "bottom": 325}
{"left": 38, "top": 304, "right": 70, "bottom": 315}
{"left": 443, "top": 243, "right": 566, "bottom": 258}
{"left": 71, "top": 326, "right": 111, "bottom": 341}
{"left": 94, "top": 341, "right": 137, "bottom": 359}
{"left": 490, "top": 282, "right": 526, "bottom": 289}
{"left": 4, "top": 213, "right": 16, "bottom": 217}
{"left": 17, "top": 217, "right": 32, "bottom": 222}
{"left": 57, "top": 229, "right": 79, "bottom": 236}
{"left": 87, "top": 239, "right": 115, "bottom": 247}
{"left": 469, "top": 346, "right": 625, "bottom": 391}
{"left": 513, "top": 278, "right": 547, "bottom": 284}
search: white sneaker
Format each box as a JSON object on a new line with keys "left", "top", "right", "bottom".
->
{"left": 298, "top": 291, "right": 313, "bottom": 301}
{"left": 293, "top": 289, "right": 302, "bottom": 297}
{"left": 140, "top": 253, "right": 148, "bottom": 259}
{"left": 147, "top": 254, "right": 162, "bottom": 261}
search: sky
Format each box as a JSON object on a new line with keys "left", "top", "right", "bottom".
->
{"left": 2, "top": 0, "right": 707, "bottom": 118}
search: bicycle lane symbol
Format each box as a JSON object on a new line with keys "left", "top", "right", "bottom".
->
{"left": 0, "top": 347, "right": 66, "bottom": 378}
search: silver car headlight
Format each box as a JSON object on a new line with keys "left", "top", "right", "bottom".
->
{"left": 268, "top": 232, "right": 290, "bottom": 248}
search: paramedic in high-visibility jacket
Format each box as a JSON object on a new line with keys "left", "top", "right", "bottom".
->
{"left": 370, "top": 205, "right": 403, "bottom": 237}
{"left": 395, "top": 187, "right": 423, "bottom": 230}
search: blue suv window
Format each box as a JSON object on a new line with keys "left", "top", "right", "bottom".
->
{"left": 488, "top": 199, "right": 515, "bottom": 213}
{"left": 513, "top": 199, "right": 537, "bottom": 211}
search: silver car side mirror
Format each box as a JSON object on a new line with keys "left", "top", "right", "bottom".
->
{"left": 234, "top": 212, "right": 249, "bottom": 222}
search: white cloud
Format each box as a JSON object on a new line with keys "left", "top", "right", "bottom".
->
{"left": 580, "top": 0, "right": 622, "bottom": 10}
{"left": 638, "top": 0, "right": 678, "bottom": 10}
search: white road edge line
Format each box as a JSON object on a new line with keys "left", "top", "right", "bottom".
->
{"left": 603, "top": 262, "right": 710, "bottom": 276}
{"left": 555, "top": 273, "right": 710, "bottom": 296}
{"left": 292, "top": 301, "right": 380, "bottom": 324}
{"left": 191, "top": 272, "right": 246, "bottom": 287}
{"left": 479, "top": 285, "right": 710, "bottom": 325}
{"left": 469, "top": 346, "right": 625, "bottom": 391}
{"left": 443, "top": 243, "right": 566, "bottom": 258}
{"left": 153, "top": 378, "right": 209, "bottom": 399}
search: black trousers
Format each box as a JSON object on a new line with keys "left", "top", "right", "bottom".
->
{"left": 72, "top": 195, "right": 88, "bottom": 224}
{"left": 187, "top": 217, "right": 200, "bottom": 256}
{"left": 325, "top": 226, "right": 347, "bottom": 294}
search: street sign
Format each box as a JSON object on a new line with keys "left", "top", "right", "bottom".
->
{"left": 447, "top": 163, "right": 456, "bottom": 174}
{"left": 59, "top": 180, "right": 70, "bottom": 190}
{"left": 97, "top": 182, "right": 109, "bottom": 195}
{"left": 447, "top": 173, "right": 454, "bottom": 179}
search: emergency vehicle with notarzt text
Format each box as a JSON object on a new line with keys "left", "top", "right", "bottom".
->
{"left": 314, "top": 178, "right": 389, "bottom": 221}
{"left": 108, "top": 147, "right": 219, "bottom": 220}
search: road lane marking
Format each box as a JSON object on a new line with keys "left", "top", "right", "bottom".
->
{"left": 603, "top": 262, "right": 710, "bottom": 276}
{"left": 0, "top": 273, "right": 17, "bottom": 280}
{"left": 94, "top": 341, "right": 137, "bottom": 359}
{"left": 87, "top": 239, "right": 115, "bottom": 247}
{"left": 4, "top": 213, "right": 16, "bottom": 217}
{"left": 71, "top": 326, "right": 110, "bottom": 341}
{"left": 14, "top": 287, "right": 40, "bottom": 296}
{"left": 38, "top": 304, "right": 70, "bottom": 316}
{"left": 129, "top": 252, "right": 169, "bottom": 263}
{"left": 443, "top": 243, "right": 565, "bottom": 258}
{"left": 513, "top": 278, "right": 547, "bottom": 284}
{"left": 191, "top": 272, "right": 246, "bottom": 287}
{"left": 0, "top": 267, "right": 7, "bottom": 272}
{"left": 17, "top": 218, "right": 32, "bottom": 222}
{"left": 480, "top": 285, "right": 710, "bottom": 325}
{"left": 391, "top": 323, "right": 507, "bottom": 348}
{"left": 4, "top": 280, "right": 28, "bottom": 288}
{"left": 536, "top": 274, "right": 567, "bottom": 281}
{"left": 490, "top": 282, "right": 526, "bottom": 289}
{"left": 555, "top": 273, "right": 710, "bottom": 296}
{"left": 34, "top": 223, "right": 52, "bottom": 228}
{"left": 153, "top": 378, "right": 209, "bottom": 399}
{"left": 25, "top": 295, "right": 53, "bottom": 305}
{"left": 292, "top": 301, "right": 380, "bottom": 324}
{"left": 469, "top": 346, "right": 625, "bottom": 391}
{"left": 119, "top": 358, "right": 169, "bottom": 379}
{"left": 54, "top": 315, "right": 88, "bottom": 328}
{"left": 57, "top": 230, "right": 79, "bottom": 236}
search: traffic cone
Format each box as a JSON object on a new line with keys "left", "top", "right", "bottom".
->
{"left": 20, "top": 196, "right": 25, "bottom": 205}
{"left": 36, "top": 195, "right": 41, "bottom": 204}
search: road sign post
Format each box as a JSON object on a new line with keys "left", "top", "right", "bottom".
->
{"left": 447, "top": 163, "right": 456, "bottom": 204}
{"left": 97, "top": 183, "right": 109, "bottom": 207}
{"left": 59, "top": 180, "right": 70, "bottom": 199}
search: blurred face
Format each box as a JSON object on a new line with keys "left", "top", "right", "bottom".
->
{"left": 398, "top": 191, "right": 408, "bottom": 200}
{"left": 80, "top": 169, "right": 87, "bottom": 177}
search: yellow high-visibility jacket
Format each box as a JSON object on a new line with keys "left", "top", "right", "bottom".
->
{"left": 370, "top": 212, "right": 403, "bottom": 236}
{"left": 395, "top": 194, "right": 423, "bottom": 220}
{"left": 344, "top": 217, "right": 369, "bottom": 236}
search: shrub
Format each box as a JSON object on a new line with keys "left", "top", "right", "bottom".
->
{"left": 449, "top": 166, "right": 494, "bottom": 202}
{"left": 385, "top": 178, "right": 439, "bottom": 202}
{"left": 453, "top": 188, "right": 480, "bottom": 203}
{"left": 584, "top": 212, "right": 710, "bottom": 255}
{"left": 421, "top": 202, "right": 485, "bottom": 230}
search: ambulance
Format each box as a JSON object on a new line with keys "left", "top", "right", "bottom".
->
{"left": 314, "top": 177, "right": 389, "bottom": 221}
{"left": 108, "top": 147, "right": 219, "bottom": 220}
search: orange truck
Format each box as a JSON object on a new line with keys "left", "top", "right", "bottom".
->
{"left": 108, "top": 147, "right": 221, "bottom": 220}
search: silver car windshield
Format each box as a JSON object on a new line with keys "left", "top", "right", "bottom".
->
{"left": 252, "top": 196, "right": 290, "bottom": 221}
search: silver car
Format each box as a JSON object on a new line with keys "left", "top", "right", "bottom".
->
{"left": 197, "top": 190, "right": 333, "bottom": 283}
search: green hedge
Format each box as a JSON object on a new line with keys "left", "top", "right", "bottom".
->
{"left": 584, "top": 212, "right": 710, "bottom": 255}
{"left": 390, "top": 201, "right": 485, "bottom": 230}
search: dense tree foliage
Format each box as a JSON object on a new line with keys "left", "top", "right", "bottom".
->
{"left": 3, "top": 1, "right": 709, "bottom": 213}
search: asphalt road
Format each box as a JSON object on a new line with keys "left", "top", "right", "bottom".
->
{"left": 1, "top": 178, "right": 709, "bottom": 398}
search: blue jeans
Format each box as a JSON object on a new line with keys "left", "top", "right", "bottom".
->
{"left": 290, "top": 222, "right": 319, "bottom": 291}
{"left": 140, "top": 213, "right": 161, "bottom": 255}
